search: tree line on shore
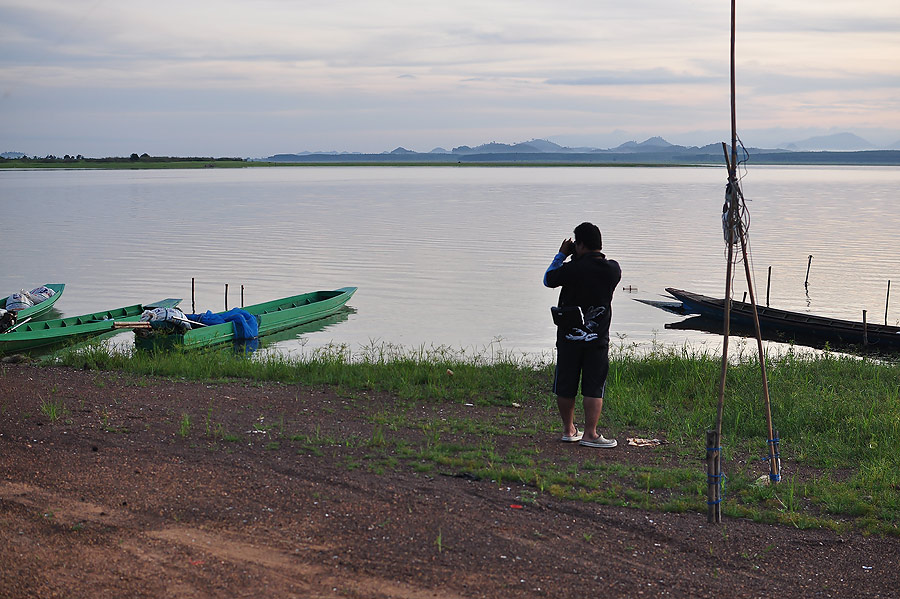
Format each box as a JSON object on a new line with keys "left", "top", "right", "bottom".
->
{"left": 1, "top": 154, "right": 245, "bottom": 164}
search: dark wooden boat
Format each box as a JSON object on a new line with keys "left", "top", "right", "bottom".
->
{"left": 666, "top": 287, "right": 900, "bottom": 350}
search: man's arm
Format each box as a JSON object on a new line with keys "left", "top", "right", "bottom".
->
{"left": 544, "top": 238, "right": 574, "bottom": 287}
{"left": 543, "top": 252, "right": 567, "bottom": 287}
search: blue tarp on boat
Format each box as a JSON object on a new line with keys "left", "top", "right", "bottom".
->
{"left": 188, "top": 308, "right": 259, "bottom": 340}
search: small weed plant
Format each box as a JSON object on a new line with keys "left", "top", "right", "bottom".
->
{"left": 39, "top": 397, "right": 68, "bottom": 422}
{"left": 179, "top": 413, "right": 191, "bottom": 438}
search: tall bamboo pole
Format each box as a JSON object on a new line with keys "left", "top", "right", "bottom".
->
{"left": 710, "top": 0, "right": 741, "bottom": 524}
{"left": 722, "top": 0, "right": 779, "bottom": 484}
{"left": 718, "top": 0, "right": 740, "bottom": 443}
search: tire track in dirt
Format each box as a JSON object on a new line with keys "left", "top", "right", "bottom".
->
{"left": 0, "top": 481, "right": 466, "bottom": 599}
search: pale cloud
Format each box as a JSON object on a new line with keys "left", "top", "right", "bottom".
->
{"left": 1, "top": 0, "right": 898, "bottom": 155}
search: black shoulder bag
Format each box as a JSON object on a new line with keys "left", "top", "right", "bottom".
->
{"left": 550, "top": 305, "right": 584, "bottom": 329}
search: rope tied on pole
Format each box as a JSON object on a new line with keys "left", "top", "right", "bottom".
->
{"left": 764, "top": 436, "right": 782, "bottom": 482}
{"left": 706, "top": 474, "right": 727, "bottom": 505}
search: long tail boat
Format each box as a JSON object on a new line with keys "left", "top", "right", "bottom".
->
{"left": 134, "top": 287, "right": 357, "bottom": 350}
{"left": 0, "top": 297, "right": 181, "bottom": 355}
{"left": 2, "top": 283, "right": 65, "bottom": 320}
{"left": 665, "top": 287, "right": 900, "bottom": 350}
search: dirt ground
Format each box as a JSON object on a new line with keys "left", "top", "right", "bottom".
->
{"left": 2, "top": 363, "right": 899, "bottom": 598}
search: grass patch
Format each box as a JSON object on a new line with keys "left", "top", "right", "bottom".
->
{"left": 178, "top": 413, "right": 191, "bottom": 438}
{"left": 39, "top": 397, "right": 68, "bottom": 422}
{"left": 49, "top": 340, "right": 900, "bottom": 534}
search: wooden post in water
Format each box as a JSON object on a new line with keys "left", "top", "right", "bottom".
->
{"left": 225, "top": 284, "right": 229, "bottom": 311}
{"left": 241, "top": 285, "right": 244, "bottom": 308}
{"left": 886, "top": 280, "right": 891, "bottom": 326}
{"left": 863, "top": 310, "right": 868, "bottom": 345}
{"left": 766, "top": 266, "right": 772, "bottom": 307}
{"left": 805, "top": 255, "right": 813, "bottom": 287}
{"left": 191, "top": 278, "right": 195, "bottom": 314}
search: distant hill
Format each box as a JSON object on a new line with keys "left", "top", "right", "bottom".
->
{"left": 451, "top": 141, "right": 548, "bottom": 154}
{"left": 387, "top": 147, "right": 416, "bottom": 155}
{"left": 519, "top": 139, "right": 569, "bottom": 152}
{"left": 780, "top": 132, "right": 875, "bottom": 151}
{"left": 606, "top": 136, "right": 674, "bottom": 152}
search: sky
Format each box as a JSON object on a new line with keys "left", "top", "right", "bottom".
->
{"left": 1, "top": 0, "right": 899, "bottom": 157}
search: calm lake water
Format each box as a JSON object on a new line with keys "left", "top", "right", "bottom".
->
{"left": 2, "top": 166, "right": 898, "bottom": 359}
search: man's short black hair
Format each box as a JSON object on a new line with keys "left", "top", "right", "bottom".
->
{"left": 574, "top": 222, "right": 602, "bottom": 250}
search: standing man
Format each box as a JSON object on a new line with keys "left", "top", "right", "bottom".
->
{"left": 543, "top": 222, "right": 621, "bottom": 448}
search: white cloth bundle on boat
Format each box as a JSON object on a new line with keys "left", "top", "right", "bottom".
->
{"left": 26, "top": 285, "right": 56, "bottom": 304}
{"left": 5, "top": 290, "right": 34, "bottom": 312}
{"left": 140, "top": 307, "right": 191, "bottom": 331}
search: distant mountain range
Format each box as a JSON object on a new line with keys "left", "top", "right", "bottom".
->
{"left": 263, "top": 133, "right": 900, "bottom": 165}
{"left": 779, "top": 132, "right": 878, "bottom": 151}
{"left": 5, "top": 132, "right": 900, "bottom": 163}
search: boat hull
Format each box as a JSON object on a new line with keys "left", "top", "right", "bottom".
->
{"left": 666, "top": 287, "right": 900, "bottom": 350}
{"left": 0, "top": 298, "right": 181, "bottom": 354}
{"left": 135, "top": 287, "right": 357, "bottom": 351}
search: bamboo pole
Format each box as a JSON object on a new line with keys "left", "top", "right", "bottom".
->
{"left": 766, "top": 266, "right": 772, "bottom": 307}
{"left": 716, "top": 146, "right": 735, "bottom": 454}
{"left": 191, "top": 278, "right": 195, "bottom": 314}
{"left": 113, "top": 321, "right": 152, "bottom": 329}
{"left": 735, "top": 212, "right": 779, "bottom": 482}
{"left": 241, "top": 285, "right": 245, "bottom": 308}
{"left": 707, "top": 430, "right": 721, "bottom": 523}
{"left": 225, "top": 284, "right": 229, "bottom": 311}
{"left": 711, "top": 0, "right": 741, "bottom": 522}
{"left": 713, "top": 0, "right": 779, "bottom": 506}
{"left": 886, "top": 280, "right": 891, "bottom": 326}
{"left": 805, "top": 255, "right": 813, "bottom": 287}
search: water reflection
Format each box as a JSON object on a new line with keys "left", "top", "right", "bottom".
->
{"left": 234, "top": 307, "right": 355, "bottom": 356}
{"left": 2, "top": 166, "right": 899, "bottom": 358}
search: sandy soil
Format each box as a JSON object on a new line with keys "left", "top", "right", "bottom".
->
{"left": 1, "top": 363, "right": 898, "bottom": 598}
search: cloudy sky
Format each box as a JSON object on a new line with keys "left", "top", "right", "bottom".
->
{"left": 2, "top": 0, "right": 899, "bottom": 157}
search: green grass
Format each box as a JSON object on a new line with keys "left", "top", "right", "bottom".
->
{"left": 178, "top": 413, "right": 191, "bottom": 438}
{"left": 39, "top": 396, "right": 68, "bottom": 422}
{"left": 48, "top": 340, "right": 900, "bottom": 534}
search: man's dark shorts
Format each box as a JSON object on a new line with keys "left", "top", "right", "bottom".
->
{"left": 553, "top": 342, "right": 609, "bottom": 398}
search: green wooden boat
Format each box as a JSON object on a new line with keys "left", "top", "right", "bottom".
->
{"left": 0, "top": 297, "right": 181, "bottom": 355}
{"left": 2, "top": 283, "right": 65, "bottom": 320}
{"left": 135, "top": 287, "right": 357, "bottom": 351}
